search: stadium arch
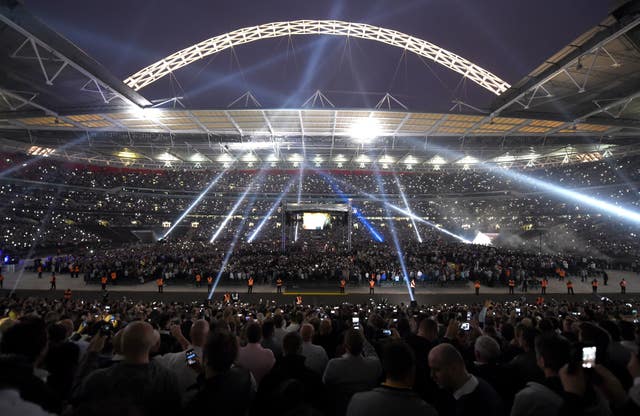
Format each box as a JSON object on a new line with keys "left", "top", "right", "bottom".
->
{"left": 124, "top": 20, "right": 511, "bottom": 95}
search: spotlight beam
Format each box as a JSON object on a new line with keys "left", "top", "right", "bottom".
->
{"left": 322, "top": 171, "right": 470, "bottom": 243}
{"left": 371, "top": 165, "right": 414, "bottom": 301}
{"left": 209, "top": 166, "right": 268, "bottom": 243}
{"left": 393, "top": 172, "right": 423, "bottom": 243}
{"left": 248, "top": 177, "right": 296, "bottom": 242}
{"left": 162, "top": 165, "right": 231, "bottom": 239}
{"left": 319, "top": 172, "right": 384, "bottom": 242}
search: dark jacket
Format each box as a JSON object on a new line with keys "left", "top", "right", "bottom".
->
{"left": 185, "top": 366, "right": 254, "bottom": 416}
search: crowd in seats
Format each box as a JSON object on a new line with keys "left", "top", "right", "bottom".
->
{"left": 0, "top": 294, "right": 639, "bottom": 415}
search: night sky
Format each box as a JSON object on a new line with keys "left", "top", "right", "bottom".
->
{"left": 24, "top": 0, "right": 609, "bottom": 111}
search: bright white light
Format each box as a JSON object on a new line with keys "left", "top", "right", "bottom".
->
{"left": 472, "top": 232, "right": 492, "bottom": 245}
{"left": 288, "top": 153, "right": 304, "bottom": 162}
{"left": 350, "top": 118, "right": 381, "bottom": 143}
{"left": 379, "top": 155, "right": 395, "bottom": 164}
{"left": 427, "top": 155, "right": 447, "bottom": 165}
{"left": 227, "top": 142, "right": 273, "bottom": 150}
{"left": 403, "top": 155, "right": 419, "bottom": 164}
{"left": 189, "top": 153, "right": 209, "bottom": 162}
{"left": 457, "top": 155, "right": 479, "bottom": 164}
{"left": 129, "top": 107, "right": 161, "bottom": 121}
{"left": 217, "top": 153, "right": 235, "bottom": 162}
{"left": 241, "top": 153, "right": 258, "bottom": 162}
{"left": 355, "top": 154, "right": 371, "bottom": 163}
{"left": 156, "top": 152, "right": 179, "bottom": 161}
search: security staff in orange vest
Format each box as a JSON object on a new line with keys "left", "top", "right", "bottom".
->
{"left": 296, "top": 295, "right": 303, "bottom": 305}
{"left": 207, "top": 276, "right": 213, "bottom": 292}
{"left": 110, "top": 271, "right": 117, "bottom": 285}
{"left": 541, "top": 278, "right": 548, "bottom": 295}
{"left": 64, "top": 288, "right": 72, "bottom": 301}
{"left": 50, "top": 273, "right": 56, "bottom": 290}
{"left": 74, "top": 264, "right": 80, "bottom": 278}
{"left": 592, "top": 278, "right": 598, "bottom": 294}
{"left": 101, "top": 275, "right": 108, "bottom": 290}
{"left": 276, "top": 278, "right": 283, "bottom": 294}
{"left": 0, "top": 273, "right": 4, "bottom": 289}
{"left": 37, "top": 265, "right": 43, "bottom": 279}
{"left": 369, "top": 279, "right": 375, "bottom": 295}
{"left": 620, "top": 278, "right": 627, "bottom": 294}
{"left": 536, "top": 296, "right": 544, "bottom": 306}
{"left": 223, "top": 292, "right": 231, "bottom": 303}
{"left": 195, "top": 273, "right": 202, "bottom": 287}
{"left": 474, "top": 280, "right": 481, "bottom": 296}
{"left": 340, "top": 278, "right": 346, "bottom": 294}
{"left": 248, "top": 277, "right": 254, "bottom": 293}
{"left": 156, "top": 277, "right": 164, "bottom": 293}
{"left": 567, "top": 280, "right": 574, "bottom": 295}
{"left": 508, "top": 279, "right": 515, "bottom": 294}
{"left": 410, "top": 277, "right": 416, "bottom": 296}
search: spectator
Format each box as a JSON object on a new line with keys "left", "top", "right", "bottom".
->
{"left": 254, "top": 331, "right": 326, "bottom": 415}
{"left": 185, "top": 329, "right": 255, "bottom": 415}
{"left": 237, "top": 321, "right": 275, "bottom": 385}
{"left": 323, "top": 329, "right": 382, "bottom": 416}
{"left": 346, "top": 340, "right": 438, "bottom": 416}
{"left": 73, "top": 321, "right": 181, "bottom": 416}
{"left": 300, "top": 323, "right": 329, "bottom": 375}
{"left": 261, "top": 318, "right": 283, "bottom": 359}
{"left": 428, "top": 342, "right": 504, "bottom": 416}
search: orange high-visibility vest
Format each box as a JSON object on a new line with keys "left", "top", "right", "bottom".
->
{"left": 474, "top": 281, "right": 481, "bottom": 289}
{"left": 75, "top": 265, "right": 80, "bottom": 273}
{"left": 567, "top": 281, "right": 573, "bottom": 288}
{"left": 110, "top": 272, "right": 116, "bottom": 280}
{"left": 621, "top": 280, "right": 627, "bottom": 287}
{"left": 296, "top": 295, "right": 303, "bottom": 305}
{"left": 541, "top": 279, "right": 548, "bottom": 287}
{"left": 410, "top": 279, "right": 416, "bottom": 289}
{"left": 157, "top": 278, "right": 164, "bottom": 286}
{"left": 369, "top": 280, "right": 375, "bottom": 288}
{"left": 340, "top": 279, "right": 346, "bottom": 288}
{"left": 276, "top": 279, "right": 283, "bottom": 287}
{"left": 508, "top": 280, "right": 515, "bottom": 287}
{"left": 101, "top": 276, "right": 107, "bottom": 284}
{"left": 207, "top": 276, "right": 213, "bottom": 284}
{"left": 195, "top": 274, "right": 201, "bottom": 282}
{"left": 592, "top": 280, "right": 598, "bottom": 287}
{"left": 248, "top": 278, "right": 254, "bottom": 286}
{"left": 224, "top": 293, "right": 231, "bottom": 302}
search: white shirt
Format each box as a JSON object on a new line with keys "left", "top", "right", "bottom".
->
{"left": 453, "top": 375, "right": 479, "bottom": 400}
{"left": 301, "top": 341, "right": 329, "bottom": 375}
{"left": 0, "top": 389, "right": 54, "bottom": 416}
{"left": 155, "top": 345, "right": 202, "bottom": 404}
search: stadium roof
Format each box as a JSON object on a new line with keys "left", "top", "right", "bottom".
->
{"left": 0, "top": 0, "right": 639, "bottom": 171}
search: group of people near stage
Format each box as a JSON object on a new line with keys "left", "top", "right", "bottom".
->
{"left": 4, "top": 151, "right": 640, "bottom": 262}
{"left": 0, "top": 292, "right": 639, "bottom": 416}
{"left": 23, "top": 239, "right": 625, "bottom": 295}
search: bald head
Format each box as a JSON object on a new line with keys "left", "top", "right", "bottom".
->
{"left": 428, "top": 343, "right": 468, "bottom": 391}
{"left": 300, "top": 324, "right": 314, "bottom": 342}
{"left": 190, "top": 320, "right": 210, "bottom": 347}
{"left": 122, "top": 321, "right": 157, "bottom": 362}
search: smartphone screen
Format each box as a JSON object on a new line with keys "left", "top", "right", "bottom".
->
{"left": 466, "top": 311, "right": 472, "bottom": 321}
{"left": 185, "top": 349, "right": 197, "bottom": 365}
{"left": 352, "top": 317, "right": 360, "bottom": 329}
{"left": 460, "top": 322, "right": 470, "bottom": 331}
{"left": 382, "top": 329, "right": 392, "bottom": 336}
{"left": 582, "top": 346, "right": 597, "bottom": 368}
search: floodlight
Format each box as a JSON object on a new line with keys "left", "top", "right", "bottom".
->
{"left": 349, "top": 118, "right": 381, "bottom": 143}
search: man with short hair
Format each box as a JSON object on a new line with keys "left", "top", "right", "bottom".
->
{"left": 184, "top": 329, "right": 255, "bottom": 414}
{"left": 300, "top": 323, "right": 328, "bottom": 375}
{"left": 428, "top": 343, "right": 503, "bottom": 416}
{"left": 323, "top": 329, "right": 382, "bottom": 415}
{"left": 347, "top": 340, "right": 438, "bottom": 416}
{"left": 155, "top": 319, "right": 210, "bottom": 404}
{"left": 73, "top": 321, "right": 181, "bottom": 416}
{"left": 237, "top": 322, "right": 275, "bottom": 385}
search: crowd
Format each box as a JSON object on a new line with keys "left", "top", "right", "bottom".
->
{"left": 3, "top": 152, "right": 640, "bottom": 261}
{"left": 26, "top": 238, "right": 622, "bottom": 290}
{"left": 0, "top": 293, "right": 639, "bottom": 416}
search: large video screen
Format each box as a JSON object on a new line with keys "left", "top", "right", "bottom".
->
{"left": 302, "top": 212, "right": 331, "bottom": 230}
